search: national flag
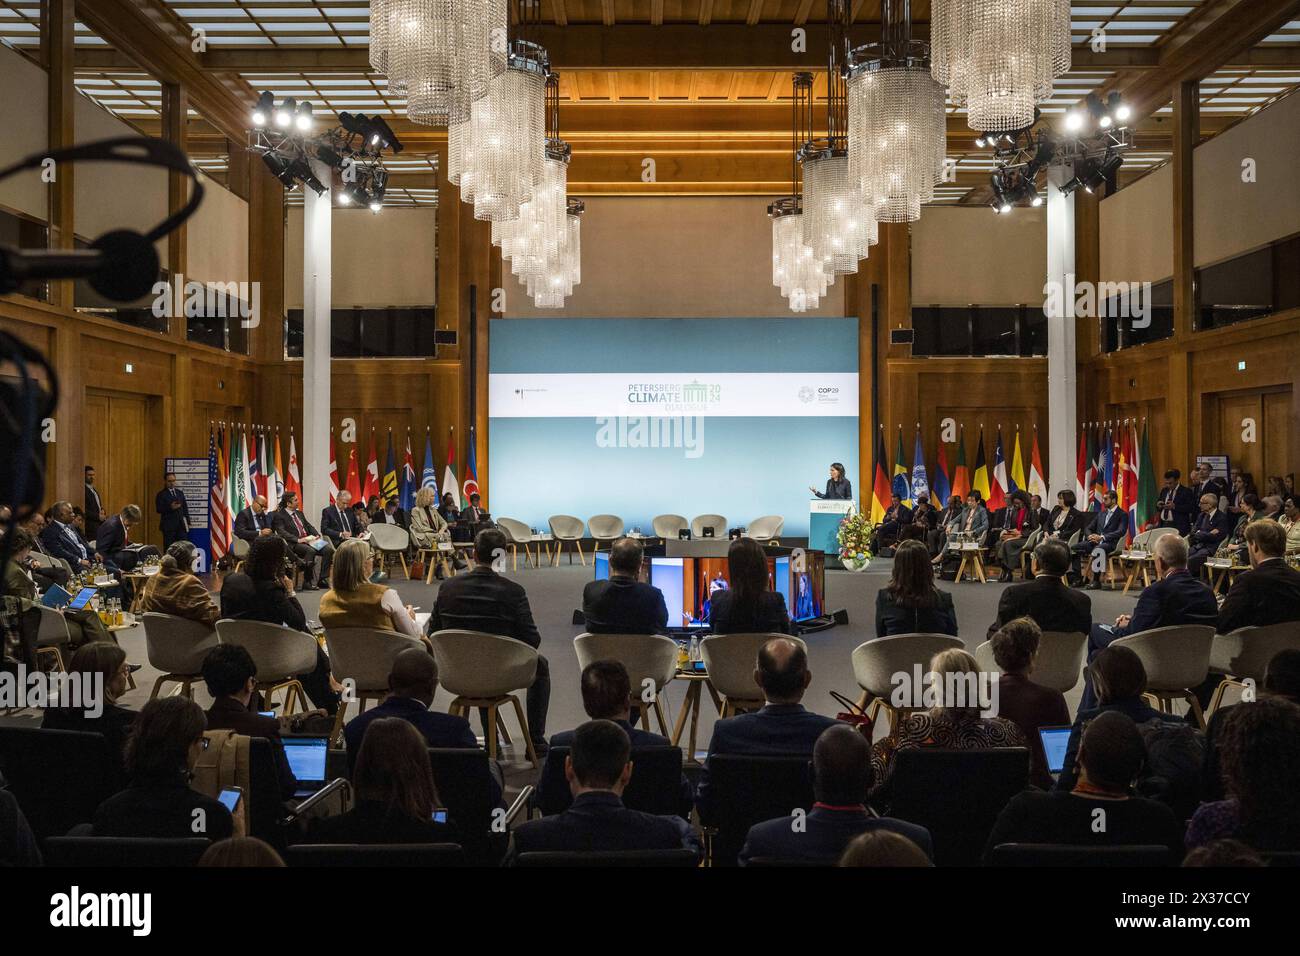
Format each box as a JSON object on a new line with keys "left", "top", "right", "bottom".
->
{"left": 326, "top": 430, "right": 339, "bottom": 504}
{"left": 363, "top": 429, "right": 381, "bottom": 503}
{"left": 208, "top": 426, "right": 229, "bottom": 559}
{"left": 344, "top": 443, "right": 362, "bottom": 503}
{"left": 951, "top": 428, "right": 970, "bottom": 501}
{"left": 400, "top": 429, "right": 417, "bottom": 511}
{"left": 1028, "top": 427, "right": 1048, "bottom": 501}
{"left": 443, "top": 430, "right": 461, "bottom": 510}
{"left": 1136, "top": 420, "right": 1157, "bottom": 532}
{"left": 1009, "top": 428, "right": 1026, "bottom": 495}
{"left": 932, "top": 439, "right": 952, "bottom": 506}
{"left": 222, "top": 426, "right": 235, "bottom": 536}
{"left": 910, "top": 427, "right": 929, "bottom": 505}
{"left": 1098, "top": 425, "right": 1114, "bottom": 505}
{"left": 464, "top": 426, "right": 480, "bottom": 502}
{"left": 891, "top": 427, "right": 910, "bottom": 506}
{"left": 233, "top": 427, "right": 250, "bottom": 514}
{"left": 870, "top": 427, "right": 891, "bottom": 525}
{"left": 1076, "top": 426, "right": 1089, "bottom": 504}
{"left": 285, "top": 431, "right": 302, "bottom": 499}
{"left": 1091, "top": 425, "right": 1106, "bottom": 511}
{"left": 988, "top": 426, "right": 1008, "bottom": 511}
{"left": 382, "top": 429, "right": 398, "bottom": 504}
{"left": 972, "top": 427, "right": 991, "bottom": 503}
{"left": 268, "top": 431, "right": 283, "bottom": 513}
{"left": 257, "top": 431, "right": 270, "bottom": 499}
{"left": 1123, "top": 422, "right": 1140, "bottom": 540}
{"left": 247, "top": 430, "right": 262, "bottom": 505}
{"left": 421, "top": 430, "right": 438, "bottom": 498}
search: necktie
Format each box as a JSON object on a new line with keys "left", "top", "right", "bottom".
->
{"left": 293, "top": 512, "right": 305, "bottom": 536}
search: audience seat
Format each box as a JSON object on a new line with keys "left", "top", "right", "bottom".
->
{"left": 691, "top": 514, "right": 727, "bottom": 539}
{"left": 425, "top": 747, "right": 507, "bottom": 864}
{"left": 35, "top": 605, "right": 72, "bottom": 672}
{"left": 699, "top": 753, "right": 814, "bottom": 867}
{"left": 652, "top": 514, "right": 689, "bottom": 541}
{"left": 497, "top": 517, "right": 537, "bottom": 570}
{"left": 574, "top": 632, "right": 678, "bottom": 732}
{"left": 1207, "top": 622, "right": 1300, "bottom": 715}
{"left": 428, "top": 629, "right": 539, "bottom": 765}
{"left": 141, "top": 611, "right": 219, "bottom": 701}
{"left": 747, "top": 515, "right": 785, "bottom": 544}
{"left": 514, "top": 848, "right": 698, "bottom": 868}
{"left": 851, "top": 634, "right": 964, "bottom": 734}
{"left": 0, "top": 726, "right": 121, "bottom": 839}
{"left": 286, "top": 843, "right": 465, "bottom": 867}
{"left": 1112, "top": 625, "right": 1216, "bottom": 728}
{"left": 701, "top": 632, "right": 807, "bottom": 717}
{"left": 974, "top": 630, "right": 1088, "bottom": 693}
{"left": 548, "top": 514, "right": 587, "bottom": 566}
{"left": 889, "top": 747, "right": 1029, "bottom": 867}
{"left": 587, "top": 514, "right": 625, "bottom": 548}
{"left": 535, "top": 745, "right": 687, "bottom": 818}
{"left": 367, "top": 522, "right": 412, "bottom": 579}
{"left": 43, "top": 836, "right": 212, "bottom": 867}
{"left": 323, "top": 625, "right": 426, "bottom": 744}
{"left": 215, "top": 618, "right": 319, "bottom": 715}
{"left": 987, "top": 843, "right": 1172, "bottom": 867}
{"left": 229, "top": 536, "right": 250, "bottom": 570}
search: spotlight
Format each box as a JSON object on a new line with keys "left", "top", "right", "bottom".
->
{"left": 1107, "top": 92, "right": 1131, "bottom": 123}
{"left": 295, "top": 101, "right": 313, "bottom": 132}
{"left": 274, "top": 97, "right": 296, "bottom": 128}
{"left": 1115, "top": 103, "right": 1131, "bottom": 122}
{"left": 289, "top": 158, "right": 326, "bottom": 196}
{"left": 369, "top": 115, "right": 403, "bottom": 153}
{"left": 1064, "top": 111, "right": 1085, "bottom": 133}
{"left": 338, "top": 190, "right": 352, "bottom": 206}
{"left": 315, "top": 144, "right": 343, "bottom": 168}
{"left": 1099, "top": 114, "right": 1113, "bottom": 129}
{"left": 261, "top": 150, "right": 296, "bottom": 189}
{"left": 1031, "top": 195, "right": 1043, "bottom": 207}
{"left": 251, "top": 91, "right": 273, "bottom": 127}
{"left": 999, "top": 201, "right": 1012, "bottom": 213}
{"left": 369, "top": 197, "right": 383, "bottom": 213}
{"left": 975, "top": 134, "right": 987, "bottom": 148}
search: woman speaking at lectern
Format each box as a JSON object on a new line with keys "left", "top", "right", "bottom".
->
{"left": 810, "top": 463, "right": 852, "bottom": 500}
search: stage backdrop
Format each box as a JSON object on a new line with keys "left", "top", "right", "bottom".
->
{"left": 488, "top": 318, "right": 859, "bottom": 538}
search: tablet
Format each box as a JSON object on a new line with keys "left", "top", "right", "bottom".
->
{"left": 67, "top": 586, "right": 98, "bottom": 611}
{"left": 1039, "top": 726, "right": 1073, "bottom": 775}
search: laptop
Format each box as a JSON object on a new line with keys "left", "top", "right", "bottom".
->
{"left": 282, "top": 736, "right": 329, "bottom": 798}
{"left": 1039, "top": 725, "right": 1073, "bottom": 775}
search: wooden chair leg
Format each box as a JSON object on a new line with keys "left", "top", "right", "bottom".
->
{"left": 398, "top": 553, "right": 409, "bottom": 580}
{"left": 575, "top": 539, "right": 586, "bottom": 567}
{"left": 654, "top": 698, "right": 669, "bottom": 736}
{"left": 1207, "top": 677, "right": 1238, "bottom": 717}
{"left": 508, "top": 694, "right": 538, "bottom": 767}
{"left": 1184, "top": 691, "right": 1207, "bottom": 730}
{"left": 486, "top": 704, "right": 499, "bottom": 760}
{"left": 329, "top": 700, "right": 349, "bottom": 747}
{"left": 149, "top": 674, "right": 170, "bottom": 701}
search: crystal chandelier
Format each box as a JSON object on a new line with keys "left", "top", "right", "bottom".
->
{"left": 931, "top": 0, "right": 1071, "bottom": 132}
{"left": 800, "top": 1, "right": 876, "bottom": 276}
{"left": 370, "top": 0, "right": 508, "bottom": 127}
{"left": 847, "top": 0, "right": 947, "bottom": 223}
{"left": 769, "top": 73, "right": 831, "bottom": 313}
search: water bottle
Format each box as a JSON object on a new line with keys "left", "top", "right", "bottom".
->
{"left": 689, "top": 635, "right": 701, "bottom": 662}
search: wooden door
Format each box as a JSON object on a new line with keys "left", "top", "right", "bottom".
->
{"left": 84, "top": 389, "right": 161, "bottom": 547}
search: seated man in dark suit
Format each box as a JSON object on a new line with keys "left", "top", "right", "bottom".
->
{"left": 18, "top": 513, "right": 69, "bottom": 589}
{"left": 233, "top": 495, "right": 274, "bottom": 544}
{"left": 539, "top": 660, "right": 692, "bottom": 817}
{"left": 95, "top": 504, "right": 160, "bottom": 573}
{"left": 1216, "top": 519, "right": 1300, "bottom": 635}
{"left": 1187, "top": 492, "right": 1234, "bottom": 580}
{"left": 874, "top": 493, "right": 913, "bottom": 552}
{"left": 343, "top": 647, "right": 479, "bottom": 771}
{"left": 1080, "top": 533, "right": 1217, "bottom": 711}
{"left": 1072, "top": 490, "right": 1127, "bottom": 589}
{"left": 740, "top": 724, "right": 932, "bottom": 865}
{"left": 319, "top": 489, "right": 360, "bottom": 548}
{"left": 373, "top": 498, "right": 407, "bottom": 528}
{"left": 507, "top": 720, "right": 700, "bottom": 864}
{"left": 40, "top": 500, "right": 96, "bottom": 573}
{"left": 427, "top": 527, "right": 550, "bottom": 754}
{"left": 271, "top": 490, "right": 334, "bottom": 590}
{"left": 987, "top": 538, "right": 1091, "bottom": 638}
{"left": 582, "top": 537, "right": 669, "bottom": 634}
{"left": 1156, "top": 469, "right": 1197, "bottom": 536}
{"left": 696, "top": 637, "right": 838, "bottom": 821}
{"left": 459, "top": 493, "right": 488, "bottom": 525}
{"left": 200, "top": 643, "right": 299, "bottom": 799}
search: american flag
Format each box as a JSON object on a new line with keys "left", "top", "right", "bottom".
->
{"left": 209, "top": 426, "right": 230, "bottom": 559}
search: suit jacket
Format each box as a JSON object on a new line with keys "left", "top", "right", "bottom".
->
{"left": 1217, "top": 559, "right": 1300, "bottom": 634}
{"left": 1118, "top": 568, "right": 1218, "bottom": 638}
{"left": 154, "top": 487, "right": 190, "bottom": 534}
{"left": 459, "top": 505, "right": 488, "bottom": 524}
{"left": 815, "top": 478, "right": 853, "bottom": 500}
{"left": 707, "top": 589, "right": 790, "bottom": 635}
{"left": 882, "top": 503, "right": 913, "bottom": 527}
{"left": 3, "top": 559, "right": 36, "bottom": 602}
{"left": 1156, "top": 484, "right": 1197, "bottom": 535}
{"left": 875, "top": 588, "right": 958, "bottom": 638}
{"left": 1043, "top": 506, "right": 1086, "bottom": 541}
{"left": 696, "top": 703, "right": 837, "bottom": 819}
{"left": 233, "top": 506, "right": 272, "bottom": 543}
{"left": 343, "top": 696, "right": 478, "bottom": 765}
{"left": 948, "top": 505, "right": 989, "bottom": 539}
{"left": 1194, "top": 477, "right": 1229, "bottom": 503}
{"left": 139, "top": 565, "right": 220, "bottom": 628}
{"left": 994, "top": 672, "right": 1071, "bottom": 790}
{"left": 93, "top": 774, "right": 233, "bottom": 841}
{"left": 408, "top": 505, "right": 450, "bottom": 548}
{"left": 272, "top": 508, "right": 319, "bottom": 543}
{"left": 1190, "top": 509, "right": 1234, "bottom": 551}
{"left": 373, "top": 509, "right": 408, "bottom": 529}
{"left": 427, "top": 566, "right": 540, "bottom": 648}
{"left": 740, "top": 806, "right": 933, "bottom": 865}
{"left": 319, "top": 503, "right": 358, "bottom": 546}
{"left": 1088, "top": 507, "right": 1128, "bottom": 550}
{"left": 988, "top": 574, "right": 1092, "bottom": 638}
{"left": 219, "top": 572, "right": 310, "bottom": 632}
{"left": 95, "top": 515, "right": 129, "bottom": 557}
{"left": 40, "top": 521, "right": 90, "bottom": 566}
{"left": 582, "top": 576, "right": 669, "bottom": 634}
{"left": 507, "top": 791, "right": 699, "bottom": 863}
{"left": 541, "top": 720, "right": 691, "bottom": 818}
{"left": 84, "top": 483, "right": 105, "bottom": 529}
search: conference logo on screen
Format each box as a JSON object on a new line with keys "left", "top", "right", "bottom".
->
{"left": 626, "top": 380, "right": 721, "bottom": 414}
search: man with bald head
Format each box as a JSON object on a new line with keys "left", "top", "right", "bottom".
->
{"left": 582, "top": 537, "right": 669, "bottom": 634}
{"left": 739, "top": 724, "right": 933, "bottom": 865}
{"left": 695, "top": 637, "right": 837, "bottom": 820}
{"left": 343, "top": 646, "right": 479, "bottom": 773}
{"left": 1187, "top": 492, "right": 1233, "bottom": 579}
{"left": 233, "top": 494, "right": 274, "bottom": 544}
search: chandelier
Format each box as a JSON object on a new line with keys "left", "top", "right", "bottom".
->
{"left": 369, "top": 0, "right": 508, "bottom": 127}
{"left": 800, "top": 1, "right": 876, "bottom": 276}
{"left": 847, "top": 0, "right": 947, "bottom": 223}
{"left": 931, "top": 0, "right": 1071, "bottom": 132}
{"left": 769, "top": 73, "right": 831, "bottom": 313}
{"left": 527, "top": 200, "right": 583, "bottom": 308}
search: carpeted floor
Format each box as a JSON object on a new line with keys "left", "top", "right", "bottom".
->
{"left": 7, "top": 557, "right": 1149, "bottom": 761}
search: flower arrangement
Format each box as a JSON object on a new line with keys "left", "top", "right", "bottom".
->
{"left": 836, "top": 511, "right": 874, "bottom": 572}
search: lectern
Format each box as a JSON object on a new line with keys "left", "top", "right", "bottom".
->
{"left": 809, "top": 499, "right": 854, "bottom": 565}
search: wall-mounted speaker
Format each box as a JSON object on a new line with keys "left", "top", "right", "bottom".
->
{"left": 889, "top": 328, "right": 915, "bottom": 346}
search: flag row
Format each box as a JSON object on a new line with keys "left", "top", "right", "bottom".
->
{"left": 1075, "top": 420, "right": 1158, "bottom": 542}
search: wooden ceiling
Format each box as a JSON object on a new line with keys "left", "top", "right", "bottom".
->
{"left": 5, "top": 0, "right": 1300, "bottom": 200}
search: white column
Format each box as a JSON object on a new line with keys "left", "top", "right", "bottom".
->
{"left": 1045, "top": 165, "right": 1077, "bottom": 499}
{"left": 301, "top": 160, "right": 331, "bottom": 523}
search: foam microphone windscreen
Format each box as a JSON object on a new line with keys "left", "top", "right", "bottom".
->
{"left": 89, "top": 230, "right": 160, "bottom": 302}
